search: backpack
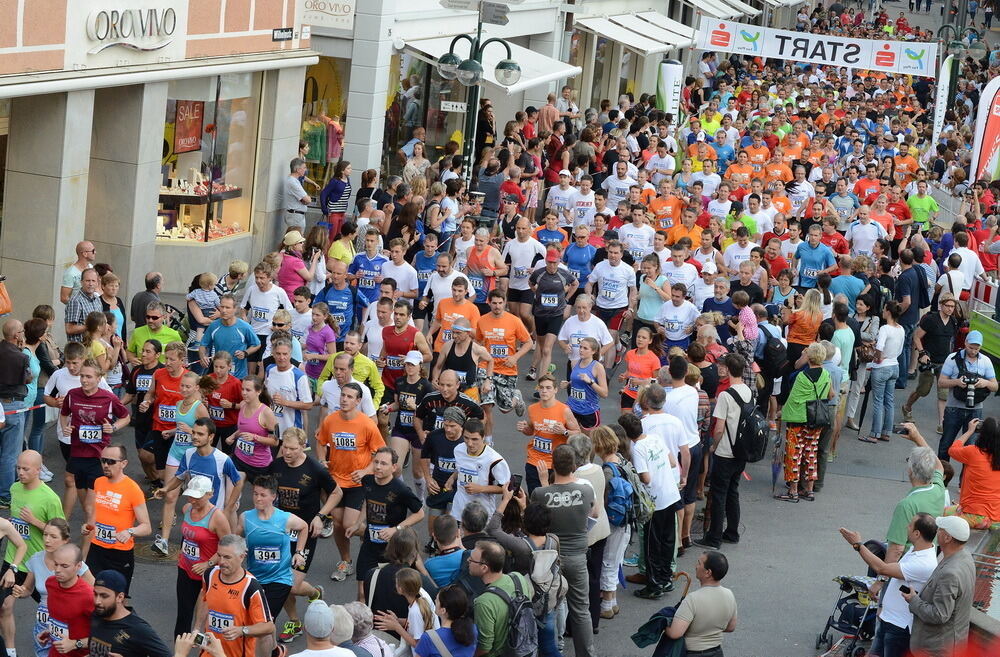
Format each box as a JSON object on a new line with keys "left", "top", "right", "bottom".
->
{"left": 723, "top": 387, "right": 769, "bottom": 463}
{"left": 485, "top": 573, "right": 538, "bottom": 657}
{"left": 950, "top": 350, "right": 993, "bottom": 406}
{"left": 523, "top": 534, "right": 568, "bottom": 618}
{"left": 455, "top": 549, "right": 487, "bottom": 598}
{"left": 603, "top": 462, "right": 634, "bottom": 527}
{"left": 614, "top": 456, "right": 654, "bottom": 527}
{"left": 757, "top": 328, "right": 787, "bottom": 378}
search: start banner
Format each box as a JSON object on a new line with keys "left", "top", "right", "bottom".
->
{"left": 696, "top": 17, "right": 938, "bottom": 79}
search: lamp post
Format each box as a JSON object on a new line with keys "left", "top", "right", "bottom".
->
{"left": 936, "top": 24, "right": 985, "bottom": 108}
{"left": 437, "top": 5, "right": 521, "bottom": 184}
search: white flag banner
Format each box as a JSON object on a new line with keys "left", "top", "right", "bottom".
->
{"left": 696, "top": 17, "right": 938, "bottom": 79}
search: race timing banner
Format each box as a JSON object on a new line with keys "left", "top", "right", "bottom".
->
{"left": 696, "top": 17, "right": 938, "bottom": 79}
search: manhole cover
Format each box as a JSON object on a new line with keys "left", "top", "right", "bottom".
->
{"left": 134, "top": 542, "right": 180, "bottom": 564}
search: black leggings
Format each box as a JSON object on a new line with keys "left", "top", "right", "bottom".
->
{"left": 586, "top": 538, "right": 606, "bottom": 631}
{"left": 175, "top": 568, "right": 203, "bottom": 637}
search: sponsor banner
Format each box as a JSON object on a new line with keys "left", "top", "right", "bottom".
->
{"left": 657, "top": 60, "right": 684, "bottom": 119}
{"left": 696, "top": 17, "right": 937, "bottom": 78}
{"left": 970, "top": 75, "right": 1000, "bottom": 182}
{"left": 931, "top": 55, "right": 953, "bottom": 147}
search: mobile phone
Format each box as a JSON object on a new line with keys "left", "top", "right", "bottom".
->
{"left": 193, "top": 633, "right": 209, "bottom": 647}
{"left": 508, "top": 474, "right": 523, "bottom": 492}
{"left": 899, "top": 585, "right": 911, "bottom": 594}
{"left": 893, "top": 424, "right": 910, "bottom": 436}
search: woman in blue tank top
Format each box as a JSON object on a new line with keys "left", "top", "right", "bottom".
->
{"left": 563, "top": 337, "right": 609, "bottom": 431}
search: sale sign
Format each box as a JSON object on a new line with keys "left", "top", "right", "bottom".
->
{"left": 695, "top": 18, "right": 938, "bottom": 78}
{"left": 174, "top": 100, "right": 204, "bottom": 154}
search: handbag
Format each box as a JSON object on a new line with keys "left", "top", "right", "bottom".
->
{"left": 805, "top": 375, "right": 832, "bottom": 429}
{"left": 856, "top": 342, "right": 876, "bottom": 364}
{"left": 0, "top": 278, "right": 11, "bottom": 316}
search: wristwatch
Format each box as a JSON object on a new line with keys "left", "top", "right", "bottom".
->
{"left": 127, "top": 528, "right": 135, "bottom": 536}
{"left": 75, "top": 640, "right": 86, "bottom": 650}
{"left": 242, "top": 627, "right": 249, "bottom": 637}
{"left": 852, "top": 542, "right": 862, "bottom": 552}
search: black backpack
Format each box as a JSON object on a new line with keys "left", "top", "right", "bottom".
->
{"left": 723, "top": 387, "right": 769, "bottom": 463}
{"left": 455, "top": 550, "right": 487, "bottom": 598}
{"left": 485, "top": 573, "right": 538, "bottom": 657}
{"left": 950, "top": 350, "right": 993, "bottom": 406}
{"left": 757, "top": 328, "right": 787, "bottom": 378}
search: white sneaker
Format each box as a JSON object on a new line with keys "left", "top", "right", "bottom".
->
{"left": 39, "top": 466, "right": 54, "bottom": 483}
{"left": 320, "top": 519, "right": 334, "bottom": 538}
{"left": 330, "top": 560, "right": 354, "bottom": 581}
{"left": 151, "top": 535, "right": 169, "bottom": 556}
{"left": 512, "top": 389, "right": 526, "bottom": 417}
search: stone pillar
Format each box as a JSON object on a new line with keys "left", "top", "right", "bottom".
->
{"left": 343, "top": 0, "right": 396, "bottom": 191}
{"left": 85, "top": 83, "right": 168, "bottom": 305}
{"left": 253, "top": 65, "right": 308, "bottom": 259}
{"left": 1, "top": 91, "right": 94, "bottom": 328}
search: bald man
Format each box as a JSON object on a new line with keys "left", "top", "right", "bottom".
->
{"left": 40, "top": 544, "right": 93, "bottom": 657}
{"left": 1, "top": 450, "right": 64, "bottom": 649}
{"left": 60, "top": 241, "right": 96, "bottom": 304}
{"left": 0, "top": 320, "right": 30, "bottom": 507}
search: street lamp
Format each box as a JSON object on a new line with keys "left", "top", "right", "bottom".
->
{"left": 437, "top": 17, "right": 521, "bottom": 185}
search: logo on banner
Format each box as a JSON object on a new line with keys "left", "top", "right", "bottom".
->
{"left": 904, "top": 48, "right": 926, "bottom": 70}
{"left": 710, "top": 23, "right": 733, "bottom": 47}
{"left": 739, "top": 29, "right": 762, "bottom": 52}
{"left": 874, "top": 44, "right": 896, "bottom": 67}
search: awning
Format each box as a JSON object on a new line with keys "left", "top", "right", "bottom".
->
{"left": 720, "top": 0, "right": 762, "bottom": 16}
{"left": 608, "top": 13, "right": 695, "bottom": 50}
{"left": 574, "top": 16, "right": 670, "bottom": 55}
{"left": 755, "top": 0, "right": 784, "bottom": 7}
{"left": 403, "top": 36, "right": 582, "bottom": 96}
{"left": 681, "top": 0, "right": 740, "bottom": 19}
{"left": 637, "top": 11, "right": 698, "bottom": 44}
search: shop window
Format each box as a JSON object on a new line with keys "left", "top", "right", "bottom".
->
{"left": 159, "top": 73, "right": 262, "bottom": 243}
{"left": 567, "top": 30, "right": 586, "bottom": 104}
{"left": 384, "top": 53, "right": 429, "bottom": 177}
{"left": 425, "top": 67, "right": 464, "bottom": 173}
{"left": 590, "top": 37, "right": 610, "bottom": 114}
{"left": 301, "top": 57, "right": 351, "bottom": 192}
{"left": 619, "top": 49, "right": 637, "bottom": 100}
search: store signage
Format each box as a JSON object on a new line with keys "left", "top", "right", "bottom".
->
{"left": 272, "top": 28, "right": 294, "bottom": 41}
{"left": 303, "top": 0, "right": 356, "bottom": 31}
{"left": 696, "top": 17, "right": 938, "bottom": 78}
{"left": 441, "top": 101, "right": 468, "bottom": 113}
{"left": 174, "top": 100, "right": 204, "bottom": 154}
{"left": 85, "top": 7, "right": 178, "bottom": 54}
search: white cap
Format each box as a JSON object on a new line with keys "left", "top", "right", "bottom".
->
{"left": 935, "top": 516, "right": 970, "bottom": 542}
{"left": 701, "top": 261, "right": 718, "bottom": 275}
{"left": 182, "top": 475, "right": 214, "bottom": 499}
{"left": 558, "top": 169, "right": 572, "bottom": 177}
{"left": 404, "top": 350, "right": 423, "bottom": 366}
{"left": 303, "top": 601, "right": 334, "bottom": 639}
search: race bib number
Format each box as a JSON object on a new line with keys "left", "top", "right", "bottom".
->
{"left": 359, "top": 271, "right": 377, "bottom": 287}
{"left": 236, "top": 437, "right": 255, "bottom": 456}
{"left": 469, "top": 275, "right": 484, "bottom": 290}
{"left": 208, "top": 611, "right": 234, "bottom": 634}
{"left": 271, "top": 403, "right": 284, "bottom": 417}
{"left": 600, "top": 279, "right": 621, "bottom": 300}
{"left": 49, "top": 618, "right": 68, "bottom": 641}
{"left": 95, "top": 522, "right": 117, "bottom": 545}
{"left": 490, "top": 344, "right": 509, "bottom": 358}
{"left": 629, "top": 249, "right": 644, "bottom": 261}
{"left": 600, "top": 288, "right": 617, "bottom": 300}
{"left": 289, "top": 529, "right": 299, "bottom": 542}
{"left": 512, "top": 267, "right": 528, "bottom": 280}
{"left": 174, "top": 430, "right": 192, "bottom": 447}
{"left": 253, "top": 546, "right": 280, "bottom": 563}
{"left": 803, "top": 267, "right": 820, "bottom": 279}
{"left": 368, "top": 524, "right": 389, "bottom": 544}
{"left": 210, "top": 406, "right": 226, "bottom": 421}
{"left": 158, "top": 405, "right": 177, "bottom": 423}
{"left": 570, "top": 333, "right": 586, "bottom": 346}
{"left": 626, "top": 378, "right": 640, "bottom": 393}
{"left": 436, "top": 457, "right": 456, "bottom": 472}
{"left": 333, "top": 432, "right": 356, "bottom": 451}
{"left": 251, "top": 306, "right": 269, "bottom": 322}
{"left": 36, "top": 604, "right": 48, "bottom": 627}
{"left": 532, "top": 436, "right": 553, "bottom": 454}
{"left": 181, "top": 539, "right": 200, "bottom": 560}
{"left": 452, "top": 371, "right": 467, "bottom": 386}
{"left": 540, "top": 294, "right": 558, "bottom": 307}
{"left": 399, "top": 411, "right": 414, "bottom": 427}
{"left": 332, "top": 314, "right": 346, "bottom": 327}
{"left": 434, "top": 415, "right": 445, "bottom": 430}
{"left": 441, "top": 329, "right": 453, "bottom": 343}
{"left": 459, "top": 467, "right": 477, "bottom": 487}
{"left": 386, "top": 356, "right": 403, "bottom": 370}
{"left": 417, "top": 270, "right": 432, "bottom": 281}
{"left": 79, "top": 425, "right": 103, "bottom": 444}
{"left": 11, "top": 517, "right": 30, "bottom": 539}
{"left": 135, "top": 374, "right": 152, "bottom": 392}
{"left": 569, "top": 386, "right": 586, "bottom": 401}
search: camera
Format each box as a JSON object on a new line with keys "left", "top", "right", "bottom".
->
{"left": 893, "top": 424, "right": 910, "bottom": 436}
{"left": 962, "top": 374, "right": 980, "bottom": 409}
{"left": 918, "top": 360, "right": 937, "bottom": 373}
{"left": 193, "top": 633, "right": 209, "bottom": 647}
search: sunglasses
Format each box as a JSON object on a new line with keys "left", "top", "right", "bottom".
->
{"left": 100, "top": 458, "right": 122, "bottom": 465}
{"left": 272, "top": 322, "right": 288, "bottom": 328}
{"left": 146, "top": 315, "right": 162, "bottom": 320}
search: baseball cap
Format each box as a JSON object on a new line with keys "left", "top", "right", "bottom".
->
{"left": 404, "top": 350, "right": 423, "bottom": 366}
{"left": 701, "top": 261, "right": 718, "bottom": 275}
{"left": 935, "top": 515, "right": 970, "bottom": 542}
{"left": 558, "top": 169, "right": 572, "bottom": 177}
{"left": 503, "top": 193, "right": 521, "bottom": 203}
{"left": 966, "top": 330, "right": 984, "bottom": 345}
{"left": 303, "top": 601, "right": 334, "bottom": 639}
{"left": 443, "top": 406, "right": 467, "bottom": 425}
{"left": 545, "top": 248, "right": 560, "bottom": 262}
{"left": 182, "top": 474, "right": 214, "bottom": 499}
{"left": 94, "top": 570, "right": 128, "bottom": 594}
{"left": 695, "top": 132, "right": 706, "bottom": 142}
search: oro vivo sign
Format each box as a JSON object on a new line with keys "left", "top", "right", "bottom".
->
{"left": 698, "top": 17, "right": 937, "bottom": 78}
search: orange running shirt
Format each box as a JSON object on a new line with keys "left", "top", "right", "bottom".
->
{"left": 763, "top": 162, "right": 793, "bottom": 184}
{"left": 434, "top": 298, "right": 481, "bottom": 352}
{"left": 318, "top": 412, "right": 386, "bottom": 488}
{"left": 91, "top": 476, "right": 145, "bottom": 551}
{"left": 476, "top": 312, "right": 531, "bottom": 377}
{"left": 622, "top": 350, "right": 661, "bottom": 400}
{"left": 201, "top": 568, "right": 270, "bottom": 657}
{"left": 667, "top": 223, "right": 703, "bottom": 249}
{"left": 771, "top": 196, "right": 792, "bottom": 215}
{"left": 525, "top": 401, "right": 571, "bottom": 469}
{"left": 724, "top": 163, "right": 754, "bottom": 187}
{"left": 649, "top": 196, "right": 684, "bottom": 230}
{"left": 744, "top": 145, "right": 770, "bottom": 172}
{"left": 151, "top": 368, "right": 187, "bottom": 432}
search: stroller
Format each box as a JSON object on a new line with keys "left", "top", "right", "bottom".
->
{"left": 815, "top": 574, "right": 878, "bottom": 657}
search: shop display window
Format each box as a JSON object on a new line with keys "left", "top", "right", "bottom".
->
{"left": 301, "top": 57, "right": 350, "bottom": 191}
{"left": 158, "top": 73, "right": 262, "bottom": 243}
{"left": 385, "top": 53, "right": 429, "bottom": 176}
{"left": 590, "top": 36, "right": 610, "bottom": 112}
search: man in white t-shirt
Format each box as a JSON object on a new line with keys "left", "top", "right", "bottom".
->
{"left": 621, "top": 409, "right": 679, "bottom": 600}
{"left": 557, "top": 294, "right": 614, "bottom": 367}
{"left": 655, "top": 284, "right": 700, "bottom": 347}
{"left": 691, "top": 159, "right": 721, "bottom": 198}
{"left": 568, "top": 176, "right": 597, "bottom": 228}
{"left": 662, "top": 246, "right": 699, "bottom": 292}
{"left": 950, "top": 232, "right": 985, "bottom": 291}
{"left": 263, "top": 339, "right": 313, "bottom": 438}
{"left": 723, "top": 230, "right": 759, "bottom": 280}
{"left": 60, "top": 241, "right": 97, "bottom": 304}
{"left": 846, "top": 204, "right": 888, "bottom": 258}
{"left": 320, "top": 353, "right": 377, "bottom": 419}
{"left": 744, "top": 194, "right": 773, "bottom": 242}
{"left": 601, "top": 161, "right": 636, "bottom": 210}
{"left": 695, "top": 353, "right": 750, "bottom": 549}
{"left": 706, "top": 184, "right": 733, "bottom": 220}
{"left": 839, "top": 513, "right": 938, "bottom": 653}
{"left": 381, "top": 239, "right": 419, "bottom": 303}
{"left": 585, "top": 241, "right": 637, "bottom": 367}
{"left": 645, "top": 142, "right": 675, "bottom": 186}
{"left": 663, "top": 358, "right": 703, "bottom": 557}
{"left": 545, "top": 170, "right": 576, "bottom": 227}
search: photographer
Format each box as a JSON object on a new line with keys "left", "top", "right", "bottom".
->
{"left": 944, "top": 417, "right": 1000, "bottom": 529}
{"left": 901, "top": 292, "right": 958, "bottom": 433}
{"left": 937, "top": 330, "right": 998, "bottom": 460}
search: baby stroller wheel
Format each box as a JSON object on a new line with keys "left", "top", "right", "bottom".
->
{"left": 852, "top": 648, "right": 866, "bottom": 657}
{"left": 815, "top": 634, "right": 826, "bottom": 650}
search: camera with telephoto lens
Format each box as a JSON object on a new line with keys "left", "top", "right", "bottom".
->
{"left": 918, "top": 360, "right": 937, "bottom": 373}
{"left": 962, "top": 374, "right": 981, "bottom": 409}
